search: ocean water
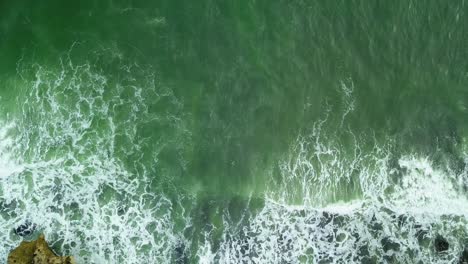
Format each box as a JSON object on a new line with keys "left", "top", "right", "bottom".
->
{"left": 1, "top": 1, "right": 468, "bottom": 263}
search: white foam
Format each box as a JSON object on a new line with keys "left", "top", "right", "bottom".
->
{"left": 265, "top": 197, "right": 363, "bottom": 215}
{"left": 0, "top": 123, "right": 24, "bottom": 178}
{"left": 223, "top": 107, "right": 468, "bottom": 263}
{"left": 0, "top": 57, "right": 184, "bottom": 263}
{"left": 320, "top": 200, "right": 363, "bottom": 214}
{"left": 387, "top": 156, "right": 468, "bottom": 216}
{"left": 2, "top": 55, "right": 467, "bottom": 264}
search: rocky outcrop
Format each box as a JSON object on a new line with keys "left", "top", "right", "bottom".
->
{"left": 7, "top": 234, "right": 75, "bottom": 264}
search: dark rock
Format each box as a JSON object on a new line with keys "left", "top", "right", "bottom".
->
{"left": 360, "top": 256, "right": 377, "bottom": 264}
{"left": 358, "top": 245, "right": 369, "bottom": 257}
{"left": 318, "top": 211, "right": 337, "bottom": 228}
{"left": 382, "top": 237, "right": 400, "bottom": 252}
{"left": 14, "top": 220, "right": 37, "bottom": 237}
{"left": 459, "top": 248, "right": 468, "bottom": 264}
{"left": 416, "top": 228, "right": 430, "bottom": 247}
{"left": 318, "top": 211, "right": 332, "bottom": 226}
{"left": 174, "top": 240, "right": 188, "bottom": 264}
{"left": 434, "top": 235, "right": 449, "bottom": 252}
{"left": 397, "top": 215, "right": 408, "bottom": 227}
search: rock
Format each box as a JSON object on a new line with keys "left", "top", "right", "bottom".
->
{"left": 14, "top": 221, "right": 37, "bottom": 237}
{"left": 434, "top": 235, "right": 449, "bottom": 252}
{"left": 459, "top": 248, "right": 468, "bottom": 264}
{"left": 7, "top": 234, "right": 76, "bottom": 264}
{"left": 382, "top": 237, "right": 400, "bottom": 252}
{"left": 6, "top": 240, "right": 36, "bottom": 264}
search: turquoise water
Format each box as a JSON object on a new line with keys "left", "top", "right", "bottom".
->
{"left": 1, "top": 1, "right": 468, "bottom": 263}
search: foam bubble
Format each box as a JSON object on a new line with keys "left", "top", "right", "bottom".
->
{"left": 387, "top": 156, "right": 468, "bottom": 216}
{"left": 1, "top": 56, "right": 467, "bottom": 263}
{"left": 0, "top": 55, "right": 184, "bottom": 263}
{"left": 0, "top": 123, "right": 24, "bottom": 178}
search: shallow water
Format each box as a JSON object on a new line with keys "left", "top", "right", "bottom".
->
{"left": 1, "top": 1, "right": 468, "bottom": 263}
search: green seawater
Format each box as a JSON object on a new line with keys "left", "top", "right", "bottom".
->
{"left": 1, "top": 1, "right": 468, "bottom": 263}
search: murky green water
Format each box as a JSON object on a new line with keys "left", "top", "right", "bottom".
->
{"left": 1, "top": 1, "right": 468, "bottom": 263}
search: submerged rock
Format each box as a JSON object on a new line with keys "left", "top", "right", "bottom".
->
{"left": 434, "top": 235, "right": 449, "bottom": 252}
{"left": 459, "top": 248, "right": 468, "bottom": 264}
{"left": 7, "top": 234, "right": 75, "bottom": 264}
{"left": 14, "top": 221, "right": 37, "bottom": 237}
